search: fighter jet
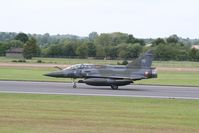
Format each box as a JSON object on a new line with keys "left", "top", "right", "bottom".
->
{"left": 44, "top": 50, "right": 157, "bottom": 90}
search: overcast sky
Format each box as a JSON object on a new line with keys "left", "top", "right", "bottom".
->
{"left": 0, "top": 0, "right": 198, "bottom": 38}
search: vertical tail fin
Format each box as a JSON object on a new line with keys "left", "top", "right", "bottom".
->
{"left": 127, "top": 50, "right": 153, "bottom": 68}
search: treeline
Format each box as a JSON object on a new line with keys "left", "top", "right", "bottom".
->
{"left": 42, "top": 32, "right": 145, "bottom": 59}
{"left": 0, "top": 32, "right": 199, "bottom": 61}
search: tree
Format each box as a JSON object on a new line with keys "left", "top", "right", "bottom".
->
{"left": 88, "top": 32, "right": 98, "bottom": 41}
{"left": 9, "top": 40, "right": 24, "bottom": 48}
{"left": 154, "top": 44, "right": 177, "bottom": 60}
{"left": 15, "top": 33, "right": 29, "bottom": 43}
{"left": 96, "top": 46, "right": 105, "bottom": 58}
{"left": 94, "top": 32, "right": 129, "bottom": 46}
{"left": 62, "top": 41, "right": 79, "bottom": 57}
{"left": 86, "top": 42, "right": 96, "bottom": 57}
{"left": 41, "top": 33, "right": 50, "bottom": 45}
{"left": 136, "top": 39, "right": 145, "bottom": 46}
{"left": 76, "top": 44, "right": 88, "bottom": 58}
{"left": 94, "top": 33, "right": 112, "bottom": 46}
{"left": 189, "top": 48, "right": 198, "bottom": 61}
{"left": 196, "top": 51, "right": 199, "bottom": 61}
{"left": 117, "top": 43, "right": 143, "bottom": 59}
{"left": 166, "top": 34, "right": 179, "bottom": 44}
{"left": 62, "top": 43, "right": 74, "bottom": 57}
{"left": 0, "top": 32, "right": 17, "bottom": 41}
{"left": 0, "top": 42, "right": 7, "bottom": 56}
{"left": 23, "top": 37, "right": 40, "bottom": 59}
{"left": 126, "top": 34, "right": 135, "bottom": 43}
{"left": 152, "top": 38, "right": 166, "bottom": 46}
{"left": 110, "top": 32, "right": 128, "bottom": 46}
{"left": 175, "top": 50, "right": 189, "bottom": 61}
{"left": 117, "top": 43, "right": 129, "bottom": 58}
{"left": 46, "top": 44, "right": 63, "bottom": 57}
{"left": 104, "top": 46, "right": 118, "bottom": 59}
{"left": 126, "top": 44, "right": 143, "bottom": 58}
{"left": 118, "top": 50, "right": 127, "bottom": 58}
{"left": 126, "top": 34, "right": 145, "bottom": 45}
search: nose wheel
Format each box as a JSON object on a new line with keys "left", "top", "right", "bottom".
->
{"left": 73, "top": 79, "right": 77, "bottom": 88}
{"left": 73, "top": 83, "right": 77, "bottom": 88}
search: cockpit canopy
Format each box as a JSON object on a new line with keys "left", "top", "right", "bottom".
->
{"left": 64, "top": 64, "right": 94, "bottom": 70}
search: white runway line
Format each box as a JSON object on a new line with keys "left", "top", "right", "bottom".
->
{"left": 0, "top": 90, "right": 199, "bottom": 100}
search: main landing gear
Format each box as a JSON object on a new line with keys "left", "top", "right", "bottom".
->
{"left": 72, "top": 79, "right": 119, "bottom": 90}
{"left": 111, "top": 85, "right": 118, "bottom": 90}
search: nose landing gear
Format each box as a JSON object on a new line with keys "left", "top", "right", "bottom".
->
{"left": 73, "top": 83, "right": 77, "bottom": 88}
{"left": 72, "top": 78, "right": 77, "bottom": 88}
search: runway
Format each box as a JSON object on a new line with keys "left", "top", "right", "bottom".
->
{"left": 0, "top": 81, "right": 199, "bottom": 99}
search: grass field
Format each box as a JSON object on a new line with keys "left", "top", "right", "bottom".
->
{"left": 0, "top": 56, "right": 120, "bottom": 65}
{"left": 137, "top": 71, "right": 199, "bottom": 86}
{"left": 152, "top": 61, "right": 199, "bottom": 68}
{"left": 0, "top": 67, "right": 198, "bottom": 86}
{"left": 0, "top": 93, "right": 198, "bottom": 133}
{"left": 1, "top": 56, "right": 199, "bottom": 67}
{"left": 0, "top": 57, "right": 199, "bottom": 133}
{"left": 0, "top": 56, "right": 199, "bottom": 86}
{"left": 0, "top": 67, "right": 67, "bottom": 82}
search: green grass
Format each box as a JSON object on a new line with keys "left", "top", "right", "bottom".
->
{"left": 0, "top": 67, "right": 67, "bottom": 82}
{"left": 1, "top": 56, "right": 199, "bottom": 86}
{"left": 0, "top": 56, "right": 120, "bottom": 65}
{"left": 0, "top": 93, "right": 199, "bottom": 133}
{"left": 0, "top": 67, "right": 198, "bottom": 86}
{"left": 33, "top": 57, "right": 120, "bottom": 65}
{"left": 153, "top": 61, "right": 199, "bottom": 68}
{"left": 137, "top": 71, "right": 199, "bottom": 86}
{"left": 1, "top": 56, "right": 199, "bottom": 67}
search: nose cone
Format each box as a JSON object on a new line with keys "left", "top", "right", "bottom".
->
{"left": 44, "top": 71, "right": 64, "bottom": 78}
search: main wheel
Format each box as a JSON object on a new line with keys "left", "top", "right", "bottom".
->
{"left": 111, "top": 85, "right": 118, "bottom": 90}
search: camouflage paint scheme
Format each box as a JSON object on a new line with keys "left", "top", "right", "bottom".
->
{"left": 44, "top": 51, "right": 157, "bottom": 90}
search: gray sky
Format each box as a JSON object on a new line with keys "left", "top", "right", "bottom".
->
{"left": 0, "top": 0, "right": 198, "bottom": 38}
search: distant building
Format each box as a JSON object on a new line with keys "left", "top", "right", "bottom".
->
{"left": 191, "top": 45, "right": 199, "bottom": 50}
{"left": 6, "top": 48, "right": 24, "bottom": 58}
{"left": 145, "top": 43, "right": 152, "bottom": 47}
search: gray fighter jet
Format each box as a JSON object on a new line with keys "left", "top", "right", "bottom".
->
{"left": 44, "top": 50, "right": 157, "bottom": 90}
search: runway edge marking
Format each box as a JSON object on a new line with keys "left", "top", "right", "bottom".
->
{"left": 0, "top": 90, "right": 199, "bottom": 100}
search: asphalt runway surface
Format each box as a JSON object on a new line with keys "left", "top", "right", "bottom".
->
{"left": 0, "top": 81, "right": 199, "bottom": 99}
